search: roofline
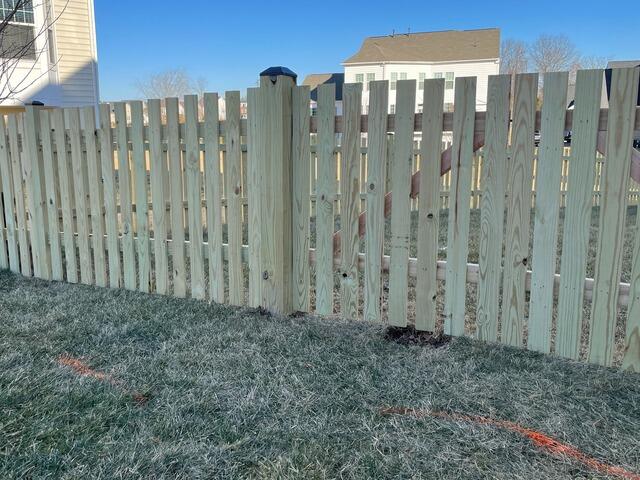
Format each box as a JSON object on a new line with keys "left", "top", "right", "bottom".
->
{"left": 363, "top": 27, "right": 500, "bottom": 40}
{"left": 342, "top": 58, "right": 500, "bottom": 67}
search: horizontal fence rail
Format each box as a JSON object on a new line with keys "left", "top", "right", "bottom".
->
{"left": 0, "top": 68, "right": 639, "bottom": 372}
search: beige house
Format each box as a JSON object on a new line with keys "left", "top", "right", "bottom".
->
{"left": 343, "top": 28, "right": 500, "bottom": 112}
{"left": 0, "top": 0, "right": 99, "bottom": 111}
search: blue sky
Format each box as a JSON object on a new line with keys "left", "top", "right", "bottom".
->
{"left": 95, "top": 0, "right": 639, "bottom": 101}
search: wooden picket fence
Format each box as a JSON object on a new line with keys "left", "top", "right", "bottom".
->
{"left": 0, "top": 67, "right": 639, "bottom": 371}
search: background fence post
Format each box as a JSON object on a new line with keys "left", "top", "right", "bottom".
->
{"left": 254, "top": 66, "right": 297, "bottom": 314}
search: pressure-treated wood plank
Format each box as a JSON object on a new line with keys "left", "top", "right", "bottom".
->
{"left": 0, "top": 116, "right": 20, "bottom": 272}
{"left": 555, "top": 71, "right": 603, "bottom": 359}
{"left": 443, "top": 77, "right": 477, "bottom": 336}
{"left": 476, "top": 75, "right": 511, "bottom": 341}
{"left": 114, "top": 102, "right": 136, "bottom": 290}
{"left": 364, "top": 81, "right": 388, "bottom": 322}
{"left": 527, "top": 72, "right": 569, "bottom": 353}
{"left": 291, "top": 86, "right": 311, "bottom": 312}
{"left": 623, "top": 210, "right": 640, "bottom": 371}
{"left": 51, "top": 109, "right": 76, "bottom": 283}
{"left": 0, "top": 161, "right": 6, "bottom": 269}
{"left": 81, "top": 106, "right": 107, "bottom": 287}
{"left": 166, "top": 98, "right": 186, "bottom": 297}
{"left": 388, "top": 80, "right": 417, "bottom": 327}
{"left": 315, "top": 83, "right": 336, "bottom": 315}
{"left": 415, "top": 78, "right": 445, "bottom": 331}
{"left": 148, "top": 99, "right": 168, "bottom": 295}
{"left": 225, "top": 91, "right": 244, "bottom": 305}
{"left": 500, "top": 73, "right": 538, "bottom": 346}
{"left": 67, "top": 108, "right": 93, "bottom": 285}
{"left": 203, "top": 92, "right": 224, "bottom": 303}
{"left": 589, "top": 67, "right": 640, "bottom": 366}
{"left": 8, "top": 115, "right": 31, "bottom": 276}
{"left": 99, "top": 104, "right": 121, "bottom": 288}
{"left": 22, "top": 107, "right": 50, "bottom": 279}
{"left": 340, "top": 83, "right": 362, "bottom": 320}
{"left": 130, "top": 101, "right": 150, "bottom": 292}
{"left": 39, "top": 110, "right": 63, "bottom": 280}
{"left": 184, "top": 94, "right": 205, "bottom": 299}
{"left": 246, "top": 88, "right": 261, "bottom": 307}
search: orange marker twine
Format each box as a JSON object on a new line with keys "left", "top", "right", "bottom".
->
{"left": 379, "top": 407, "right": 640, "bottom": 480}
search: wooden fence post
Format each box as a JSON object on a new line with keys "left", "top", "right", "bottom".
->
{"left": 253, "top": 66, "right": 297, "bottom": 314}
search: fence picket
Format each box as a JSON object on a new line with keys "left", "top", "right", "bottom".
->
{"left": 588, "top": 67, "right": 640, "bottom": 366}
{"left": 39, "top": 110, "right": 64, "bottom": 281}
{"left": 225, "top": 91, "right": 244, "bottom": 305}
{"left": 148, "top": 99, "right": 169, "bottom": 295}
{"left": 364, "top": 80, "right": 388, "bottom": 323}
{"left": 23, "top": 107, "right": 50, "bottom": 279}
{"left": 443, "top": 77, "right": 477, "bottom": 336}
{"left": 388, "top": 80, "right": 416, "bottom": 327}
{"left": 7, "top": 115, "right": 30, "bottom": 276}
{"left": 82, "top": 107, "right": 107, "bottom": 288}
{"left": 527, "top": 72, "right": 569, "bottom": 353}
{"left": 476, "top": 75, "right": 511, "bottom": 341}
{"left": 184, "top": 94, "right": 205, "bottom": 300}
{"left": 340, "top": 83, "right": 362, "bottom": 320}
{"left": 130, "top": 101, "right": 151, "bottom": 293}
{"left": 204, "top": 92, "right": 225, "bottom": 303}
{"left": 292, "top": 86, "right": 311, "bottom": 312}
{"left": 99, "top": 104, "right": 121, "bottom": 288}
{"left": 68, "top": 108, "right": 93, "bottom": 285}
{"left": 500, "top": 73, "right": 538, "bottom": 346}
{"left": 623, "top": 211, "right": 640, "bottom": 371}
{"left": 247, "top": 88, "right": 261, "bottom": 307}
{"left": 415, "top": 78, "right": 445, "bottom": 332}
{"left": 0, "top": 116, "right": 19, "bottom": 272}
{"left": 114, "top": 102, "right": 136, "bottom": 290}
{"left": 315, "top": 83, "right": 336, "bottom": 315}
{"left": 51, "top": 110, "right": 76, "bottom": 283}
{"left": 165, "top": 98, "right": 186, "bottom": 297}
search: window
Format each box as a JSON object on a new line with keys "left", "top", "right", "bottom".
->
{"left": 355, "top": 73, "right": 364, "bottom": 84}
{"left": 418, "top": 73, "right": 426, "bottom": 90}
{"left": 417, "top": 104, "right": 423, "bottom": 113}
{"left": 444, "top": 102, "right": 454, "bottom": 112}
{"left": 399, "top": 72, "right": 407, "bottom": 80}
{"left": 390, "top": 72, "right": 397, "bottom": 91}
{"left": 0, "top": 0, "right": 34, "bottom": 24}
{"left": 366, "top": 72, "right": 375, "bottom": 91}
{"left": 445, "top": 72, "right": 454, "bottom": 90}
{"left": 434, "top": 72, "right": 443, "bottom": 79}
{"left": 390, "top": 104, "right": 395, "bottom": 114}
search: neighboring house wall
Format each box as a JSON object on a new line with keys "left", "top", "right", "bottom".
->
{"left": 344, "top": 59, "right": 499, "bottom": 112}
{"left": 0, "top": 0, "right": 99, "bottom": 108}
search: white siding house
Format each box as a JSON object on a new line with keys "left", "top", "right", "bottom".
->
{"left": 0, "top": 0, "right": 99, "bottom": 110}
{"left": 343, "top": 29, "right": 500, "bottom": 113}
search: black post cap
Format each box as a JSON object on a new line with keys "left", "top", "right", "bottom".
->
{"left": 259, "top": 66, "right": 297, "bottom": 81}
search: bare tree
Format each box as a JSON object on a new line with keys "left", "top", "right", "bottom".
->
{"left": 576, "top": 55, "right": 609, "bottom": 70}
{"left": 528, "top": 35, "right": 580, "bottom": 74}
{"left": 134, "top": 69, "right": 208, "bottom": 99}
{"left": 500, "top": 39, "right": 528, "bottom": 75}
{"left": 0, "top": 0, "right": 67, "bottom": 102}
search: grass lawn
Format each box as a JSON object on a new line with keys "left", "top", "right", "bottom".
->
{"left": 1, "top": 270, "right": 639, "bottom": 479}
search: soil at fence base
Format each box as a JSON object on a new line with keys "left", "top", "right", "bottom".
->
{"left": 384, "top": 325, "right": 451, "bottom": 347}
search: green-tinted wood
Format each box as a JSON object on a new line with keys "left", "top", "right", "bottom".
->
{"left": 315, "top": 83, "right": 336, "bottom": 315}
{"left": 364, "top": 80, "right": 388, "bottom": 322}
{"left": 415, "top": 78, "right": 444, "bottom": 331}
{"left": 184, "top": 94, "right": 205, "bottom": 300}
{"left": 340, "top": 83, "right": 362, "bottom": 320}
{"left": 225, "top": 91, "right": 244, "bottom": 305}
{"left": 67, "top": 108, "right": 93, "bottom": 285}
{"left": 39, "top": 110, "right": 64, "bottom": 280}
{"left": 246, "top": 88, "right": 261, "bottom": 307}
{"left": 51, "top": 109, "right": 77, "bottom": 283}
{"left": 114, "top": 102, "right": 136, "bottom": 290}
{"left": 500, "top": 73, "right": 538, "bottom": 347}
{"left": 388, "top": 80, "right": 417, "bottom": 327}
{"left": 165, "top": 97, "right": 186, "bottom": 297}
{"left": 148, "top": 99, "right": 169, "bottom": 295}
{"left": 528, "top": 72, "right": 569, "bottom": 353}
{"left": 82, "top": 106, "right": 107, "bottom": 288}
{"left": 623, "top": 209, "right": 640, "bottom": 372}
{"left": 203, "top": 92, "right": 224, "bottom": 303}
{"left": 292, "top": 86, "right": 311, "bottom": 312}
{"left": 443, "top": 77, "right": 477, "bottom": 336}
{"left": 556, "top": 70, "right": 603, "bottom": 359}
{"left": 476, "top": 74, "right": 511, "bottom": 341}
{"left": 0, "top": 116, "right": 19, "bottom": 272}
{"left": 98, "top": 104, "right": 121, "bottom": 288}
{"left": 589, "top": 67, "right": 640, "bottom": 366}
